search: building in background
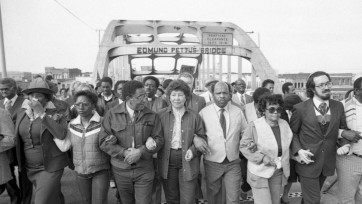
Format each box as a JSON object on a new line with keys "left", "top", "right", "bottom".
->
{"left": 45, "top": 67, "right": 82, "bottom": 80}
{"left": 279, "top": 72, "right": 354, "bottom": 101}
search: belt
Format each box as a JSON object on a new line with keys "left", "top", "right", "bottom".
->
{"left": 353, "top": 153, "right": 362, "bottom": 159}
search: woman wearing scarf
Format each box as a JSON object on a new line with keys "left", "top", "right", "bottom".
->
{"left": 15, "top": 78, "right": 69, "bottom": 204}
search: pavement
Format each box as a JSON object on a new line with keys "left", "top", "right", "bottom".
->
{"left": 0, "top": 167, "right": 341, "bottom": 204}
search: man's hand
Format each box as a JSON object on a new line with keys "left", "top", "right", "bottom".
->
{"left": 193, "top": 135, "right": 210, "bottom": 155}
{"left": 293, "top": 155, "right": 305, "bottom": 164}
{"left": 262, "top": 155, "right": 276, "bottom": 167}
{"left": 124, "top": 148, "right": 142, "bottom": 165}
{"left": 298, "top": 149, "right": 314, "bottom": 164}
{"left": 145, "top": 137, "right": 156, "bottom": 151}
{"left": 185, "top": 149, "right": 193, "bottom": 162}
{"left": 105, "top": 135, "right": 117, "bottom": 145}
{"left": 247, "top": 141, "right": 257, "bottom": 153}
{"left": 342, "top": 130, "right": 362, "bottom": 143}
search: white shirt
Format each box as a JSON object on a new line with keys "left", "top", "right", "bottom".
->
{"left": 213, "top": 103, "right": 230, "bottom": 133}
{"left": 351, "top": 97, "right": 362, "bottom": 154}
{"left": 312, "top": 96, "right": 330, "bottom": 116}
{"left": 3, "top": 94, "right": 18, "bottom": 106}
{"left": 126, "top": 103, "right": 135, "bottom": 121}
{"left": 126, "top": 103, "right": 135, "bottom": 147}
{"left": 101, "top": 93, "right": 114, "bottom": 101}
{"left": 118, "top": 99, "right": 123, "bottom": 104}
{"left": 171, "top": 107, "right": 185, "bottom": 149}
{"left": 237, "top": 92, "right": 245, "bottom": 104}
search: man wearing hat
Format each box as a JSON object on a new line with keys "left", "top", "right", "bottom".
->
{"left": 200, "top": 77, "right": 218, "bottom": 104}
{"left": 15, "top": 78, "right": 70, "bottom": 204}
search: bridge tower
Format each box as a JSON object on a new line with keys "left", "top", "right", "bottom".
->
{"left": 92, "top": 20, "right": 279, "bottom": 91}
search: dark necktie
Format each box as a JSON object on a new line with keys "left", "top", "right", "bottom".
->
{"left": 219, "top": 108, "right": 226, "bottom": 138}
{"left": 319, "top": 102, "right": 328, "bottom": 115}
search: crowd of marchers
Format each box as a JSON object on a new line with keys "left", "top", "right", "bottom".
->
{"left": 0, "top": 71, "right": 362, "bottom": 204}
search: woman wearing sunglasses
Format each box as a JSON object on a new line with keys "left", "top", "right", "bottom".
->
{"left": 240, "top": 94, "right": 293, "bottom": 204}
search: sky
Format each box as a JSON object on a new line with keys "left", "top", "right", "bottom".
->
{"left": 1, "top": 0, "right": 362, "bottom": 75}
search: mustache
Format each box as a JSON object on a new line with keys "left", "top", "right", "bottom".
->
{"left": 322, "top": 89, "right": 331, "bottom": 93}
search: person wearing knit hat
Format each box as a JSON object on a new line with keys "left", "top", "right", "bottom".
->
{"left": 16, "top": 77, "right": 69, "bottom": 204}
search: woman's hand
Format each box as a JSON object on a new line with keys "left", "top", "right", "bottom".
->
{"left": 146, "top": 137, "right": 156, "bottom": 150}
{"left": 262, "top": 155, "right": 276, "bottom": 167}
{"left": 247, "top": 141, "right": 257, "bottom": 153}
{"left": 185, "top": 149, "right": 193, "bottom": 162}
{"left": 105, "top": 135, "right": 117, "bottom": 144}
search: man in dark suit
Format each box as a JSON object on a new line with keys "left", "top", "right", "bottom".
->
{"left": 0, "top": 78, "right": 32, "bottom": 204}
{"left": 178, "top": 72, "right": 206, "bottom": 113}
{"left": 290, "top": 71, "right": 361, "bottom": 204}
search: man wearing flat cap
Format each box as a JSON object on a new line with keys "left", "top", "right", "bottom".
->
{"left": 200, "top": 77, "right": 218, "bottom": 104}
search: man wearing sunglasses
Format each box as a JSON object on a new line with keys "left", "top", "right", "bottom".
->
{"left": 99, "top": 80, "right": 164, "bottom": 204}
{"left": 290, "top": 71, "right": 361, "bottom": 204}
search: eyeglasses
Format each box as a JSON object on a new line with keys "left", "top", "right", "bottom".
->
{"left": 266, "top": 107, "right": 284, "bottom": 114}
{"left": 315, "top": 81, "right": 332, "bottom": 89}
{"left": 74, "top": 102, "right": 91, "bottom": 107}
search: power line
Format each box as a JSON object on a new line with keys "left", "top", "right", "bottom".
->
{"left": 53, "top": 0, "right": 95, "bottom": 31}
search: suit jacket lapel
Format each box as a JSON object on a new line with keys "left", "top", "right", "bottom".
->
{"left": 307, "top": 99, "right": 323, "bottom": 137}
{"left": 325, "top": 100, "right": 337, "bottom": 136}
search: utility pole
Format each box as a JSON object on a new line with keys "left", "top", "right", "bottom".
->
{"left": 0, "top": 2, "right": 7, "bottom": 77}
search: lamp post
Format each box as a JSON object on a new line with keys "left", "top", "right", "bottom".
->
{"left": 0, "top": 2, "right": 7, "bottom": 77}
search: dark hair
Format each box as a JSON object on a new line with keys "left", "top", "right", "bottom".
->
{"left": 262, "top": 79, "right": 275, "bottom": 88}
{"left": 45, "top": 75, "right": 53, "bottom": 81}
{"left": 122, "top": 80, "right": 144, "bottom": 101}
{"left": 210, "top": 82, "right": 230, "bottom": 94}
{"left": 74, "top": 90, "right": 98, "bottom": 106}
{"left": 258, "top": 94, "right": 284, "bottom": 114}
{"left": 284, "top": 94, "right": 302, "bottom": 111}
{"left": 162, "top": 79, "right": 173, "bottom": 89}
{"left": 101, "top": 76, "right": 113, "bottom": 87}
{"left": 60, "top": 88, "right": 68, "bottom": 93}
{"left": 306, "top": 71, "right": 331, "bottom": 98}
{"left": 114, "top": 80, "right": 128, "bottom": 91}
{"left": 0, "top": 78, "right": 17, "bottom": 88}
{"left": 353, "top": 77, "right": 362, "bottom": 89}
{"left": 143, "top": 76, "right": 160, "bottom": 88}
{"left": 166, "top": 79, "right": 191, "bottom": 99}
{"left": 282, "top": 82, "right": 293, "bottom": 94}
{"left": 252, "top": 87, "right": 271, "bottom": 103}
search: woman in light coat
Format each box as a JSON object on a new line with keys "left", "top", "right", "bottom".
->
{"left": 240, "top": 94, "right": 293, "bottom": 204}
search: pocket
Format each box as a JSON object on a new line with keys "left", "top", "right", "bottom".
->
{"left": 143, "top": 121, "right": 154, "bottom": 137}
{"left": 111, "top": 123, "right": 126, "bottom": 132}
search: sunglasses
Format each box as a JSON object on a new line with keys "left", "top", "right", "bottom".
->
{"left": 266, "top": 107, "right": 284, "bottom": 114}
